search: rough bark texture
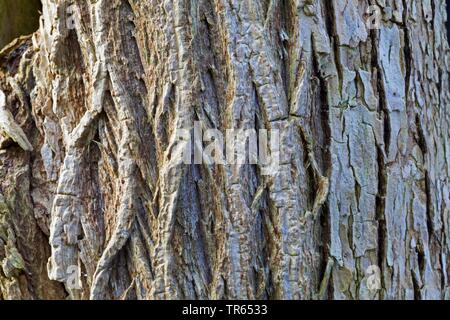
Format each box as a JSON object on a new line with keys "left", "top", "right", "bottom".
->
{"left": 0, "top": 0, "right": 449, "bottom": 300}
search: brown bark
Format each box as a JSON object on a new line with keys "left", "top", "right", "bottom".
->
{"left": 0, "top": 0, "right": 449, "bottom": 300}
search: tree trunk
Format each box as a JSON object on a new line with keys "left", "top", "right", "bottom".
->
{"left": 0, "top": 0, "right": 449, "bottom": 300}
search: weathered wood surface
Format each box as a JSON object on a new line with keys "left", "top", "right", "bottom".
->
{"left": 0, "top": 0, "right": 449, "bottom": 300}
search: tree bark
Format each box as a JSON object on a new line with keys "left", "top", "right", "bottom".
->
{"left": 0, "top": 0, "right": 449, "bottom": 300}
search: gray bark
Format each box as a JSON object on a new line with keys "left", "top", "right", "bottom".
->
{"left": 0, "top": 0, "right": 449, "bottom": 300}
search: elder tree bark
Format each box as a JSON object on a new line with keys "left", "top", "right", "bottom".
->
{"left": 0, "top": 0, "right": 449, "bottom": 300}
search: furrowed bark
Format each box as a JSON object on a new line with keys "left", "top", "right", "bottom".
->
{"left": 0, "top": 0, "right": 449, "bottom": 300}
